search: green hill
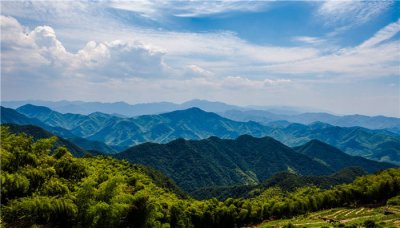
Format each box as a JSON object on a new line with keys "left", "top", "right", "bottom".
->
{"left": 191, "top": 167, "right": 367, "bottom": 200}
{"left": 115, "top": 135, "right": 395, "bottom": 193}
{"left": 293, "top": 139, "right": 394, "bottom": 173}
{"left": 2, "top": 124, "right": 88, "bottom": 157}
{"left": 1, "top": 127, "right": 400, "bottom": 228}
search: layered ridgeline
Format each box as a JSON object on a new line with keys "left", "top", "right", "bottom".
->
{"left": 11, "top": 104, "right": 269, "bottom": 150}
{"left": 1, "top": 127, "right": 400, "bottom": 227}
{"left": 0, "top": 107, "right": 117, "bottom": 155}
{"left": 4, "top": 99, "right": 400, "bottom": 131}
{"left": 221, "top": 109, "right": 400, "bottom": 131}
{"left": 116, "top": 135, "right": 395, "bottom": 193}
{"left": 2, "top": 104, "right": 400, "bottom": 164}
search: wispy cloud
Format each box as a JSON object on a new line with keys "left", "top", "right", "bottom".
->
{"left": 317, "top": 1, "right": 393, "bottom": 30}
{"left": 358, "top": 18, "right": 400, "bottom": 48}
{"left": 292, "top": 36, "right": 325, "bottom": 45}
{"left": 109, "top": 0, "right": 270, "bottom": 18}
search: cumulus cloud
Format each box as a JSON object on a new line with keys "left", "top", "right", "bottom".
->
{"left": 1, "top": 16, "right": 169, "bottom": 80}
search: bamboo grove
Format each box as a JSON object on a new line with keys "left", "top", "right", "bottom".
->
{"left": 1, "top": 127, "right": 399, "bottom": 227}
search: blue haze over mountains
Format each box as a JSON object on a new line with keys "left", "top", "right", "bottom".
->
{"left": 2, "top": 99, "right": 400, "bottom": 131}
{"left": 1, "top": 101, "right": 399, "bottom": 165}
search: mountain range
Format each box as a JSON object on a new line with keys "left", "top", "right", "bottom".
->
{"left": 2, "top": 104, "right": 400, "bottom": 164}
{"left": 116, "top": 135, "right": 395, "bottom": 193}
{"left": 1, "top": 107, "right": 397, "bottom": 197}
{"left": 3, "top": 100, "right": 399, "bottom": 131}
{"left": 221, "top": 109, "right": 400, "bottom": 132}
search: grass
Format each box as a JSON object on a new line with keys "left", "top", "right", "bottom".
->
{"left": 259, "top": 205, "right": 400, "bottom": 227}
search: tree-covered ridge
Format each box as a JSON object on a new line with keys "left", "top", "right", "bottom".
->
{"left": 116, "top": 135, "right": 395, "bottom": 193}
{"left": 4, "top": 104, "right": 400, "bottom": 164}
{"left": 191, "top": 167, "right": 367, "bottom": 200}
{"left": 1, "top": 127, "right": 400, "bottom": 227}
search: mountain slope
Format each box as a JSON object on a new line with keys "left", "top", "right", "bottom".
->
{"left": 191, "top": 167, "right": 367, "bottom": 200}
{"left": 221, "top": 109, "right": 400, "bottom": 130}
{"left": 293, "top": 139, "right": 396, "bottom": 172}
{"left": 1, "top": 106, "right": 75, "bottom": 138}
{"left": 17, "top": 105, "right": 271, "bottom": 149}
{"left": 1, "top": 107, "right": 117, "bottom": 154}
{"left": 13, "top": 105, "right": 400, "bottom": 163}
{"left": 116, "top": 135, "right": 332, "bottom": 192}
{"left": 2, "top": 124, "right": 88, "bottom": 157}
{"left": 269, "top": 122, "right": 400, "bottom": 165}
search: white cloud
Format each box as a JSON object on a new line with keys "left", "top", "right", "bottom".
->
{"left": 293, "top": 36, "right": 324, "bottom": 45}
{"left": 221, "top": 76, "right": 291, "bottom": 89}
{"left": 318, "top": 1, "right": 393, "bottom": 29}
{"left": 1, "top": 16, "right": 169, "bottom": 80}
{"left": 358, "top": 19, "right": 400, "bottom": 49}
{"left": 264, "top": 41, "right": 399, "bottom": 78}
{"left": 109, "top": 0, "right": 269, "bottom": 18}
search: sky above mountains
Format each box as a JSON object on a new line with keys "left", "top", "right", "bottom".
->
{"left": 1, "top": 1, "right": 399, "bottom": 117}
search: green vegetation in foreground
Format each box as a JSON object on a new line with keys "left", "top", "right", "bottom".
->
{"left": 1, "top": 126, "right": 400, "bottom": 227}
{"left": 260, "top": 205, "right": 400, "bottom": 227}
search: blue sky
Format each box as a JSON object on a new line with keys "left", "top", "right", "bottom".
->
{"left": 1, "top": 1, "right": 399, "bottom": 116}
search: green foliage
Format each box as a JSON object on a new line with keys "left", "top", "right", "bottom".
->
{"left": 387, "top": 195, "right": 400, "bottom": 205}
{"left": 1, "top": 127, "right": 400, "bottom": 228}
{"left": 116, "top": 135, "right": 334, "bottom": 192}
{"left": 192, "top": 167, "right": 367, "bottom": 200}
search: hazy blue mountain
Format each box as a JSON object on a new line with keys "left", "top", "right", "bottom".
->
{"left": 7, "top": 100, "right": 399, "bottom": 130}
{"left": 16, "top": 104, "right": 270, "bottom": 149}
{"left": 221, "top": 110, "right": 400, "bottom": 130}
{"left": 269, "top": 122, "right": 400, "bottom": 165}
{"left": 13, "top": 104, "right": 400, "bottom": 164}
{"left": 115, "top": 135, "right": 333, "bottom": 192}
{"left": 1, "top": 107, "right": 118, "bottom": 154}
{"left": 1, "top": 106, "right": 44, "bottom": 126}
{"left": 1, "top": 106, "right": 75, "bottom": 138}
{"left": 4, "top": 99, "right": 243, "bottom": 116}
{"left": 3, "top": 99, "right": 324, "bottom": 117}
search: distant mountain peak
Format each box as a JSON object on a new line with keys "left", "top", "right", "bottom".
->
{"left": 17, "top": 104, "right": 53, "bottom": 114}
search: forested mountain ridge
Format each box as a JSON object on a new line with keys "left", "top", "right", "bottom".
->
{"left": 1, "top": 127, "right": 400, "bottom": 228}
{"left": 15, "top": 105, "right": 271, "bottom": 149}
{"left": 4, "top": 99, "right": 399, "bottom": 131}
{"left": 293, "top": 139, "right": 394, "bottom": 173}
{"left": 116, "top": 135, "right": 396, "bottom": 193}
{"left": 0, "top": 107, "right": 117, "bottom": 155}
{"left": 191, "top": 167, "right": 368, "bottom": 200}
{"left": 4, "top": 104, "right": 400, "bottom": 164}
{"left": 3, "top": 123, "right": 89, "bottom": 157}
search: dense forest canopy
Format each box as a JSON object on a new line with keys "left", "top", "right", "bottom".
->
{"left": 1, "top": 126, "right": 400, "bottom": 227}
